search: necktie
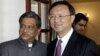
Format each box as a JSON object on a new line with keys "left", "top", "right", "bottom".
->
{"left": 55, "top": 40, "right": 62, "bottom": 56}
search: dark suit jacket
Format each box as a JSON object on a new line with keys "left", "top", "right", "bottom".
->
{"left": 47, "top": 31, "right": 97, "bottom": 56}
{"left": 0, "top": 38, "right": 47, "bottom": 56}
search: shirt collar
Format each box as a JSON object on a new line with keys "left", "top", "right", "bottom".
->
{"left": 57, "top": 28, "right": 73, "bottom": 44}
{"left": 18, "top": 37, "right": 37, "bottom": 48}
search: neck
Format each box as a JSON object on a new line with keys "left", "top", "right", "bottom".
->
{"left": 24, "top": 39, "right": 35, "bottom": 44}
{"left": 57, "top": 28, "right": 71, "bottom": 38}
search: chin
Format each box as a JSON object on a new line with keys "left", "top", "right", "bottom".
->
{"left": 55, "top": 30, "right": 62, "bottom": 34}
{"left": 21, "top": 36, "right": 29, "bottom": 41}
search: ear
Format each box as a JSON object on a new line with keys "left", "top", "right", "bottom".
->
{"left": 36, "top": 28, "right": 41, "bottom": 37}
{"left": 70, "top": 15, "right": 75, "bottom": 23}
{"left": 37, "top": 28, "right": 41, "bottom": 33}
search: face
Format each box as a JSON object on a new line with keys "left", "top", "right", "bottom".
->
{"left": 73, "top": 19, "right": 87, "bottom": 35}
{"left": 49, "top": 5, "right": 75, "bottom": 37}
{"left": 19, "top": 18, "right": 40, "bottom": 43}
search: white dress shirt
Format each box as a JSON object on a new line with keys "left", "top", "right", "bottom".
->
{"left": 57, "top": 28, "right": 73, "bottom": 55}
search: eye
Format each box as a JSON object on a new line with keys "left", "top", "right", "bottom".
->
{"left": 58, "top": 15, "right": 70, "bottom": 18}
{"left": 79, "top": 24, "right": 86, "bottom": 27}
{"left": 49, "top": 15, "right": 55, "bottom": 19}
{"left": 20, "top": 24, "right": 25, "bottom": 28}
{"left": 20, "top": 24, "right": 36, "bottom": 30}
{"left": 58, "top": 15, "right": 63, "bottom": 18}
{"left": 27, "top": 25, "right": 34, "bottom": 30}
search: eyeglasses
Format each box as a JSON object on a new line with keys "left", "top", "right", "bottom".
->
{"left": 20, "top": 24, "right": 36, "bottom": 30}
{"left": 49, "top": 15, "right": 71, "bottom": 20}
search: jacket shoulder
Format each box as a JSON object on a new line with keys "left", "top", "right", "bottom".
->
{"left": 0, "top": 39, "right": 19, "bottom": 48}
{"left": 77, "top": 33, "right": 96, "bottom": 43}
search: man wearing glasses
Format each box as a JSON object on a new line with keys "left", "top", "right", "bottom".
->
{"left": 0, "top": 11, "right": 47, "bottom": 56}
{"left": 47, "top": 1, "right": 97, "bottom": 56}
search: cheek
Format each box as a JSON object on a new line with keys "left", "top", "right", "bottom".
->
{"left": 19, "top": 29, "right": 22, "bottom": 35}
{"left": 30, "top": 31, "right": 35, "bottom": 35}
{"left": 30, "top": 30, "right": 38, "bottom": 35}
{"left": 64, "top": 19, "right": 71, "bottom": 24}
{"left": 50, "top": 21, "right": 54, "bottom": 27}
{"left": 74, "top": 25, "right": 79, "bottom": 30}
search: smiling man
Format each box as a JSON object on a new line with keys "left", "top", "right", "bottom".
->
{"left": 72, "top": 13, "right": 89, "bottom": 35}
{"left": 47, "top": 1, "right": 97, "bottom": 56}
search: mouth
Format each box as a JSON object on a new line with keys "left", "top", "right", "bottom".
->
{"left": 54, "top": 23, "right": 62, "bottom": 27}
{"left": 21, "top": 33, "right": 29, "bottom": 38}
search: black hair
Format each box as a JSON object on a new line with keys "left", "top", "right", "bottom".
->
{"left": 19, "top": 11, "right": 41, "bottom": 28}
{"left": 49, "top": 1, "right": 75, "bottom": 15}
{"left": 74, "top": 13, "right": 88, "bottom": 24}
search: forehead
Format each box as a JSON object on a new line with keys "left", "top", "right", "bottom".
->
{"left": 78, "top": 19, "right": 87, "bottom": 24}
{"left": 21, "top": 18, "right": 36, "bottom": 25}
{"left": 50, "top": 5, "right": 70, "bottom": 15}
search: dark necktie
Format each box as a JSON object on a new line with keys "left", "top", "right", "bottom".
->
{"left": 55, "top": 40, "right": 62, "bottom": 56}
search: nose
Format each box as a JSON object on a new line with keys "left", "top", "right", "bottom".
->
{"left": 53, "top": 16, "right": 60, "bottom": 23}
{"left": 23, "top": 28, "right": 29, "bottom": 33}
{"left": 81, "top": 26, "right": 86, "bottom": 30}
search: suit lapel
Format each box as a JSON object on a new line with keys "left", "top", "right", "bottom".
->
{"left": 52, "top": 38, "right": 58, "bottom": 54}
{"left": 62, "top": 31, "right": 78, "bottom": 56}
{"left": 47, "top": 38, "right": 58, "bottom": 56}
